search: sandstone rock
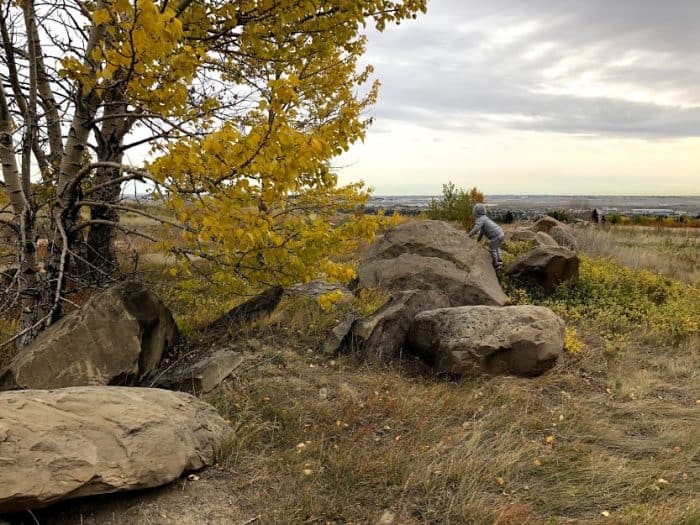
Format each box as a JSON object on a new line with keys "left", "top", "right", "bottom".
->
{"left": 531, "top": 216, "right": 563, "bottom": 232}
{"left": 0, "top": 281, "right": 178, "bottom": 391}
{"left": 532, "top": 231, "right": 559, "bottom": 247}
{"left": 506, "top": 246, "right": 579, "bottom": 294}
{"left": 357, "top": 220, "right": 508, "bottom": 306}
{"left": 407, "top": 305, "right": 564, "bottom": 377}
{"left": 349, "top": 290, "right": 450, "bottom": 362}
{"left": 321, "top": 314, "right": 358, "bottom": 356}
{"left": 532, "top": 217, "right": 577, "bottom": 250}
{"left": 155, "top": 350, "right": 245, "bottom": 394}
{"left": 0, "top": 386, "right": 229, "bottom": 513}
{"left": 509, "top": 229, "right": 536, "bottom": 243}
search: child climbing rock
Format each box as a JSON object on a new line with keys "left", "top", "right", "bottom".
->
{"left": 468, "top": 203, "right": 504, "bottom": 269}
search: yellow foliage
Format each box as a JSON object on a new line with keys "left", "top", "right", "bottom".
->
{"left": 564, "top": 327, "right": 585, "bottom": 354}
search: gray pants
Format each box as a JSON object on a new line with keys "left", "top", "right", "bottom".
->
{"left": 489, "top": 234, "right": 504, "bottom": 266}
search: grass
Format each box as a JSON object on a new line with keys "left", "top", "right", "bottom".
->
{"left": 7, "top": 218, "right": 700, "bottom": 524}
{"left": 573, "top": 224, "right": 700, "bottom": 283}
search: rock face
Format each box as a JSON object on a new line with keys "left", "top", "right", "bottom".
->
{"left": 0, "top": 281, "right": 178, "bottom": 391}
{"left": 0, "top": 386, "right": 230, "bottom": 513}
{"left": 357, "top": 220, "right": 508, "bottom": 306}
{"left": 347, "top": 290, "right": 450, "bottom": 361}
{"left": 407, "top": 306, "right": 564, "bottom": 377}
{"left": 506, "top": 246, "right": 580, "bottom": 294}
{"left": 532, "top": 217, "right": 577, "bottom": 250}
{"left": 155, "top": 350, "right": 244, "bottom": 394}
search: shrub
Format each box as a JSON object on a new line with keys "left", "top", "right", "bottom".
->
{"left": 551, "top": 256, "right": 698, "bottom": 339}
{"left": 506, "top": 255, "right": 699, "bottom": 342}
{"left": 427, "top": 182, "right": 484, "bottom": 229}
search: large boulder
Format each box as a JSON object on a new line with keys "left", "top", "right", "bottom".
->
{"left": 357, "top": 220, "right": 508, "bottom": 306}
{"left": 532, "top": 231, "right": 559, "bottom": 248}
{"left": 345, "top": 290, "right": 450, "bottom": 362}
{"left": 407, "top": 306, "right": 565, "bottom": 377}
{"left": 506, "top": 246, "right": 579, "bottom": 294}
{"left": 0, "top": 386, "right": 229, "bottom": 513}
{"left": 532, "top": 217, "right": 577, "bottom": 250}
{"left": 0, "top": 281, "right": 179, "bottom": 391}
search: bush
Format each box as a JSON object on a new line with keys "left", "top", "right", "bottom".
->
{"left": 505, "top": 255, "right": 699, "bottom": 342}
{"left": 427, "top": 182, "right": 484, "bottom": 229}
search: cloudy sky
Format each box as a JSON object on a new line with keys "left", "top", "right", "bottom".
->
{"left": 337, "top": 0, "right": 700, "bottom": 195}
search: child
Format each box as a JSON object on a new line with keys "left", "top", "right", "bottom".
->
{"left": 468, "top": 203, "right": 504, "bottom": 269}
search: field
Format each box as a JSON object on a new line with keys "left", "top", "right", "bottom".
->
{"left": 5, "top": 220, "right": 699, "bottom": 525}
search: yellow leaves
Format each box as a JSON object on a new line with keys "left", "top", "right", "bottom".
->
{"left": 92, "top": 8, "right": 111, "bottom": 26}
{"left": 545, "top": 435, "right": 555, "bottom": 445}
{"left": 319, "top": 290, "right": 344, "bottom": 311}
{"left": 564, "top": 327, "right": 584, "bottom": 354}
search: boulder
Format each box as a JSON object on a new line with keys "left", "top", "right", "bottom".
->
{"left": 532, "top": 217, "right": 577, "bottom": 250}
{"left": 532, "top": 231, "right": 559, "bottom": 248}
{"left": 506, "top": 246, "right": 579, "bottom": 294}
{"left": 407, "top": 305, "right": 565, "bottom": 377}
{"left": 0, "top": 281, "right": 178, "bottom": 391}
{"left": 357, "top": 220, "right": 508, "bottom": 306}
{"left": 508, "top": 229, "right": 536, "bottom": 243}
{"left": 154, "top": 350, "right": 245, "bottom": 394}
{"left": 0, "top": 386, "right": 229, "bottom": 513}
{"left": 348, "top": 290, "right": 451, "bottom": 362}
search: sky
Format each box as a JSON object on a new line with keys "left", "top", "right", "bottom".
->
{"left": 337, "top": 0, "right": 700, "bottom": 195}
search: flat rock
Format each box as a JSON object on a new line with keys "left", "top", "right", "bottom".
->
{"left": 0, "top": 386, "right": 229, "bottom": 513}
{"left": 506, "top": 246, "right": 580, "bottom": 294}
{"left": 155, "top": 350, "right": 245, "bottom": 394}
{"left": 407, "top": 305, "right": 565, "bottom": 377}
{"left": 357, "top": 220, "right": 508, "bottom": 306}
{"left": 0, "top": 282, "right": 178, "bottom": 390}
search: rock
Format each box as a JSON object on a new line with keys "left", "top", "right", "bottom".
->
{"left": 506, "top": 246, "right": 579, "bottom": 294}
{"left": 508, "top": 229, "right": 536, "bottom": 243}
{"left": 0, "top": 281, "right": 178, "bottom": 391}
{"left": 357, "top": 220, "right": 508, "bottom": 306}
{"left": 532, "top": 231, "right": 559, "bottom": 247}
{"left": 532, "top": 217, "right": 577, "bottom": 250}
{"left": 154, "top": 350, "right": 244, "bottom": 394}
{"left": 349, "top": 290, "right": 451, "bottom": 362}
{"left": 287, "top": 279, "right": 351, "bottom": 299}
{"left": 531, "top": 216, "right": 563, "bottom": 232}
{"left": 407, "top": 305, "right": 565, "bottom": 377}
{"left": 0, "top": 386, "right": 230, "bottom": 513}
{"left": 204, "top": 286, "right": 283, "bottom": 334}
{"left": 321, "top": 314, "right": 358, "bottom": 356}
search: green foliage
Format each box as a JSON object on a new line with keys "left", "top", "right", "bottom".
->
{"left": 505, "top": 255, "right": 699, "bottom": 341}
{"left": 427, "top": 182, "right": 484, "bottom": 229}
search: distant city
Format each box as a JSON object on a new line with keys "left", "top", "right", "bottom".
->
{"left": 365, "top": 195, "right": 700, "bottom": 219}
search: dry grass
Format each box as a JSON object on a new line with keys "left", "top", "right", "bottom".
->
{"left": 13, "top": 219, "right": 700, "bottom": 524}
{"left": 573, "top": 225, "right": 700, "bottom": 283}
{"left": 198, "top": 310, "right": 699, "bottom": 525}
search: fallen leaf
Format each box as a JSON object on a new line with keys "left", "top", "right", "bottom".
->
{"left": 546, "top": 435, "right": 555, "bottom": 445}
{"left": 601, "top": 510, "right": 610, "bottom": 517}
{"left": 533, "top": 459, "right": 542, "bottom": 466}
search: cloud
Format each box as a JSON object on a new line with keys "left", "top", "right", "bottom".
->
{"left": 363, "top": 0, "right": 700, "bottom": 139}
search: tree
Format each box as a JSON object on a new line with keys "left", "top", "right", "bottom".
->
{"left": 0, "top": 0, "right": 427, "bottom": 346}
{"left": 427, "top": 181, "right": 484, "bottom": 229}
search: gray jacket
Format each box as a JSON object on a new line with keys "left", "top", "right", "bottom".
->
{"left": 468, "top": 203, "right": 503, "bottom": 240}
